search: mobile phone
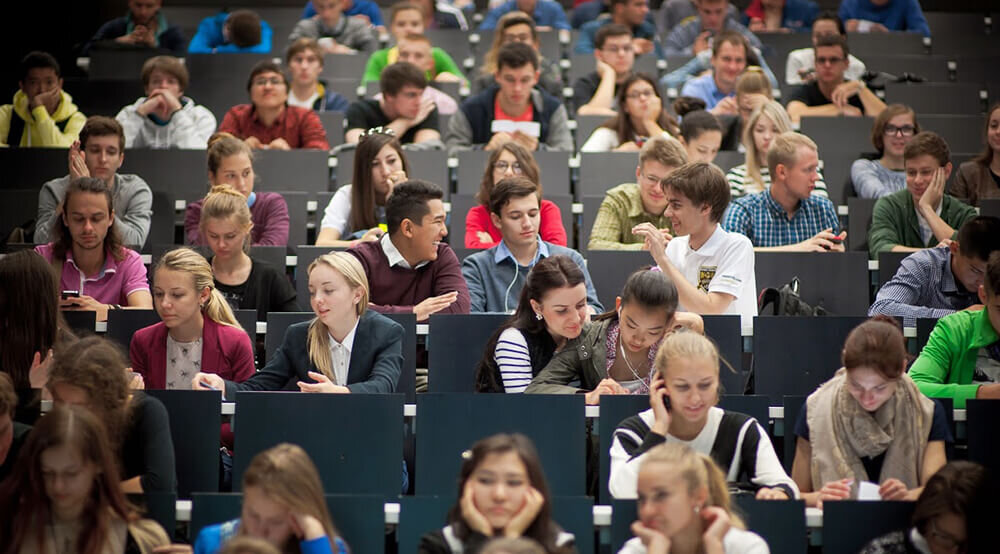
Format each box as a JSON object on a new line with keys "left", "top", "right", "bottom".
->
{"left": 61, "top": 290, "right": 80, "bottom": 299}
{"left": 664, "top": 395, "right": 672, "bottom": 412}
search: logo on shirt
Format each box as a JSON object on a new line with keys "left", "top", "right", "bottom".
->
{"left": 698, "top": 266, "right": 717, "bottom": 293}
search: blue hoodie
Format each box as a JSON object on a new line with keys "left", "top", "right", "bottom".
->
{"left": 838, "top": 0, "right": 930, "bottom": 37}
{"left": 188, "top": 12, "right": 274, "bottom": 53}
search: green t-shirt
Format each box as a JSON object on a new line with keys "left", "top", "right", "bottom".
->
{"left": 362, "top": 46, "right": 465, "bottom": 84}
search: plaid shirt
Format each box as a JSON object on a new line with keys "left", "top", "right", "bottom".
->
{"left": 868, "top": 246, "right": 979, "bottom": 326}
{"left": 721, "top": 190, "right": 840, "bottom": 247}
{"left": 588, "top": 183, "right": 672, "bottom": 250}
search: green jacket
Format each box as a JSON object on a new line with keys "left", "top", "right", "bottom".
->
{"left": 868, "top": 188, "right": 977, "bottom": 259}
{"left": 362, "top": 46, "right": 465, "bottom": 84}
{"left": 909, "top": 308, "right": 999, "bottom": 408}
{"left": 524, "top": 318, "right": 614, "bottom": 394}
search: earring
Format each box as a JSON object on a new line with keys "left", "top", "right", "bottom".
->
{"left": 694, "top": 505, "right": 701, "bottom": 513}
{"left": 535, "top": 312, "right": 543, "bottom": 320}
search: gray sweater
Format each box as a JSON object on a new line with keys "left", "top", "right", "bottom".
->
{"left": 36, "top": 173, "right": 153, "bottom": 248}
{"left": 288, "top": 15, "right": 376, "bottom": 52}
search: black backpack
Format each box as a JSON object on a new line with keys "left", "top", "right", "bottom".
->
{"left": 757, "top": 277, "right": 830, "bottom": 316}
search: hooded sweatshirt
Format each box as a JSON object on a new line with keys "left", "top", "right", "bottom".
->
{"left": 116, "top": 96, "right": 217, "bottom": 149}
{"left": 0, "top": 90, "right": 86, "bottom": 147}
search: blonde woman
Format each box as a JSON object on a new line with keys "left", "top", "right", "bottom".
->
{"left": 193, "top": 443, "right": 349, "bottom": 554}
{"left": 192, "top": 252, "right": 404, "bottom": 398}
{"left": 130, "top": 247, "right": 255, "bottom": 390}
{"left": 620, "top": 443, "right": 768, "bottom": 554}
{"left": 725, "top": 100, "right": 828, "bottom": 199}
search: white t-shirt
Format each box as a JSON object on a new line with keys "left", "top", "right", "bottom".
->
{"left": 665, "top": 224, "right": 757, "bottom": 327}
{"left": 320, "top": 184, "right": 387, "bottom": 237}
{"left": 618, "top": 527, "right": 770, "bottom": 554}
{"left": 785, "top": 48, "right": 867, "bottom": 85}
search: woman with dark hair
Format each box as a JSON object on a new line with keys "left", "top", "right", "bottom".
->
{"left": 465, "top": 141, "right": 567, "bottom": 249}
{"left": 475, "top": 256, "right": 589, "bottom": 393}
{"left": 581, "top": 74, "right": 681, "bottom": 153}
{"left": 0, "top": 405, "right": 171, "bottom": 553}
{"left": 952, "top": 102, "right": 1000, "bottom": 207}
{"left": 672, "top": 101, "right": 722, "bottom": 164}
{"left": 792, "top": 317, "right": 950, "bottom": 508}
{"left": 861, "top": 460, "right": 990, "bottom": 554}
{"left": 851, "top": 104, "right": 920, "bottom": 199}
{"left": 317, "top": 130, "right": 411, "bottom": 247}
{"left": 418, "top": 433, "right": 575, "bottom": 553}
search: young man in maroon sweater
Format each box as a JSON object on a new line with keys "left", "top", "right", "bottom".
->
{"left": 348, "top": 179, "right": 471, "bottom": 321}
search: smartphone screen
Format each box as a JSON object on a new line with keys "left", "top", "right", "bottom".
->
{"left": 61, "top": 290, "right": 80, "bottom": 299}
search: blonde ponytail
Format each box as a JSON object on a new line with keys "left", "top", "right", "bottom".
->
{"left": 304, "top": 252, "right": 370, "bottom": 383}
{"left": 155, "top": 248, "right": 241, "bottom": 328}
{"left": 641, "top": 443, "right": 746, "bottom": 529}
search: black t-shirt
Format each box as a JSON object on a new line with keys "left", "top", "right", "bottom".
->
{"left": 787, "top": 81, "right": 865, "bottom": 113}
{"left": 0, "top": 421, "right": 31, "bottom": 484}
{"left": 345, "top": 98, "right": 439, "bottom": 144}
{"left": 571, "top": 71, "right": 622, "bottom": 112}
{"left": 216, "top": 280, "right": 248, "bottom": 313}
{"left": 121, "top": 394, "right": 177, "bottom": 493}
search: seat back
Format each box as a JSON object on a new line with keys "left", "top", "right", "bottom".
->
{"left": 145, "top": 390, "right": 222, "bottom": 498}
{"left": 597, "top": 395, "right": 651, "bottom": 503}
{"left": 885, "top": 82, "right": 985, "bottom": 115}
{"left": 754, "top": 252, "right": 870, "bottom": 315}
{"left": 732, "top": 498, "right": 808, "bottom": 554}
{"left": 577, "top": 152, "right": 639, "bottom": 198}
{"left": 456, "top": 150, "right": 572, "bottom": 196}
{"left": 426, "top": 313, "right": 510, "bottom": 393}
{"left": 967, "top": 399, "right": 1000, "bottom": 475}
{"left": 109, "top": 309, "right": 161, "bottom": 351}
{"left": 718, "top": 395, "right": 770, "bottom": 431}
{"left": 397, "top": 496, "right": 452, "bottom": 554}
{"left": 782, "top": 395, "right": 808, "bottom": 471}
{"left": 847, "top": 198, "right": 877, "bottom": 253}
{"left": 876, "top": 250, "right": 912, "bottom": 290}
{"left": 145, "top": 190, "right": 176, "bottom": 253}
{"left": 254, "top": 150, "right": 331, "bottom": 195}
{"left": 583, "top": 250, "right": 653, "bottom": 310}
{"left": 263, "top": 312, "right": 313, "bottom": 364}
{"left": 704, "top": 315, "right": 746, "bottom": 393}
{"left": 823, "top": 501, "right": 915, "bottom": 554}
{"left": 579, "top": 195, "right": 605, "bottom": 252}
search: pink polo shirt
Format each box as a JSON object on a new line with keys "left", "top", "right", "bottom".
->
{"left": 34, "top": 244, "right": 150, "bottom": 305}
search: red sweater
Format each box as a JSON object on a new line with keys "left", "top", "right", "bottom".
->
{"left": 348, "top": 239, "right": 471, "bottom": 318}
{"left": 464, "top": 199, "right": 567, "bottom": 249}
{"left": 218, "top": 104, "right": 330, "bottom": 150}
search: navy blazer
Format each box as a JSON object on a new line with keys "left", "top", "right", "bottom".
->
{"left": 224, "top": 310, "right": 404, "bottom": 399}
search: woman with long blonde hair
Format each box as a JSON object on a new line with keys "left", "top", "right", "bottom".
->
{"left": 194, "top": 443, "right": 349, "bottom": 553}
{"left": 193, "top": 252, "right": 403, "bottom": 397}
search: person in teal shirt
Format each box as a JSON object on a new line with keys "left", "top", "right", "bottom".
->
{"left": 188, "top": 11, "right": 273, "bottom": 54}
{"left": 362, "top": 2, "right": 464, "bottom": 84}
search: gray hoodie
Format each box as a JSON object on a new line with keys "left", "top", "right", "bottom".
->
{"left": 116, "top": 96, "right": 217, "bottom": 149}
{"left": 35, "top": 173, "right": 153, "bottom": 248}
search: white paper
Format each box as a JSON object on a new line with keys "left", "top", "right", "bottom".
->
{"left": 857, "top": 481, "right": 882, "bottom": 501}
{"left": 490, "top": 119, "right": 541, "bottom": 138}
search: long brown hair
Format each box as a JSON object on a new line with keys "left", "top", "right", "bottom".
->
{"left": 350, "top": 131, "right": 411, "bottom": 232}
{"left": 871, "top": 103, "right": 919, "bottom": 156}
{"left": 477, "top": 141, "right": 542, "bottom": 206}
{"left": 0, "top": 404, "right": 138, "bottom": 554}
{"left": 600, "top": 73, "right": 680, "bottom": 141}
{"left": 841, "top": 316, "right": 906, "bottom": 380}
{"left": 972, "top": 102, "right": 1000, "bottom": 167}
{"left": 51, "top": 176, "right": 126, "bottom": 262}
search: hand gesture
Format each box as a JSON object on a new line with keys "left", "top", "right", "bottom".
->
{"left": 631, "top": 521, "right": 671, "bottom": 554}
{"left": 510, "top": 131, "right": 539, "bottom": 152}
{"left": 412, "top": 98, "right": 436, "bottom": 125}
{"left": 632, "top": 38, "right": 654, "bottom": 56}
{"left": 268, "top": 137, "right": 292, "bottom": 151}
{"left": 816, "top": 478, "right": 851, "bottom": 509}
{"left": 584, "top": 378, "right": 628, "bottom": 405}
{"left": 976, "top": 383, "right": 1000, "bottom": 399}
{"left": 192, "top": 372, "right": 225, "bottom": 394}
{"left": 244, "top": 136, "right": 264, "bottom": 150}
{"left": 754, "top": 487, "right": 789, "bottom": 500}
{"left": 700, "top": 506, "right": 732, "bottom": 549}
{"left": 289, "top": 512, "right": 327, "bottom": 541}
{"left": 60, "top": 294, "right": 110, "bottom": 321}
{"left": 30, "top": 87, "right": 61, "bottom": 112}
{"left": 878, "top": 478, "right": 908, "bottom": 501}
{"left": 796, "top": 228, "right": 846, "bottom": 252}
{"left": 613, "top": 141, "right": 640, "bottom": 152}
{"left": 643, "top": 97, "right": 662, "bottom": 124}
{"left": 596, "top": 58, "right": 616, "bottom": 80}
{"left": 748, "top": 17, "right": 766, "bottom": 32}
{"left": 693, "top": 31, "right": 711, "bottom": 54}
{"left": 839, "top": 104, "right": 863, "bottom": 117}
{"left": 152, "top": 545, "right": 194, "bottom": 554}
{"left": 68, "top": 140, "right": 89, "bottom": 178}
{"left": 386, "top": 169, "right": 408, "bottom": 189}
{"left": 918, "top": 167, "right": 946, "bottom": 214}
{"left": 632, "top": 222, "right": 672, "bottom": 265}
{"left": 434, "top": 72, "right": 463, "bottom": 83}
{"left": 359, "top": 227, "right": 384, "bottom": 242}
{"left": 413, "top": 291, "right": 460, "bottom": 321}
{"left": 503, "top": 487, "right": 544, "bottom": 537}
{"left": 156, "top": 88, "right": 183, "bottom": 114}
{"left": 476, "top": 231, "right": 494, "bottom": 244}
{"left": 127, "top": 370, "right": 146, "bottom": 390}
{"left": 830, "top": 81, "right": 861, "bottom": 109}
{"left": 297, "top": 371, "right": 351, "bottom": 393}
{"left": 29, "top": 349, "right": 54, "bottom": 389}
{"left": 460, "top": 480, "right": 494, "bottom": 537}
{"left": 648, "top": 372, "right": 671, "bottom": 435}
{"left": 485, "top": 131, "right": 513, "bottom": 151}
{"left": 136, "top": 94, "right": 164, "bottom": 117}
{"left": 711, "top": 96, "right": 739, "bottom": 116}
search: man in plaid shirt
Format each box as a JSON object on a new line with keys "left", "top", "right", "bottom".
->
{"left": 722, "top": 131, "right": 845, "bottom": 251}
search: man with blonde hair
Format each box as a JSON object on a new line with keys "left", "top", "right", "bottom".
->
{"left": 722, "top": 131, "right": 845, "bottom": 251}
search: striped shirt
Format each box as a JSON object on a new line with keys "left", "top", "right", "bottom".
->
{"left": 494, "top": 328, "right": 533, "bottom": 393}
{"left": 726, "top": 163, "right": 829, "bottom": 199}
{"left": 850, "top": 158, "right": 906, "bottom": 199}
{"left": 869, "top": 246, "right": 978, "bottom": 326}
{"left": 721, "top": 189, "right": 841, "bottom": 248}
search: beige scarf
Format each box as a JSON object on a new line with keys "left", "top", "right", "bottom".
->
{"left": 19, "top": 515, "right": 168, "bottom": 554}
{"left": 807, "top": 368, "right": 934, "bottom": 493}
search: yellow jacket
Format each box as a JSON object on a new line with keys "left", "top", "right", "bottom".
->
{"left": 0, "top": 90, "right": 86, "bottom": 147}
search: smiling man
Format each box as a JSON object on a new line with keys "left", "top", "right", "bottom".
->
{"left": 678, "top": 30, "right": 748, "bottom": 115}
{"left": 36, "top": 117, "right": 153, "bottom": 248}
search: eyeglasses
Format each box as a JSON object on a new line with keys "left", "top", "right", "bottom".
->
{"left": 361, "top": 126, "right": 396, "bottom": 138}
{"left": 493, "top": 161, "right": 524, "bottom": 174}
{"left": 638, "top": 171, "right": 664, "bottom": 184}
{"left": 884, "top": 124, "right": 916, "bottom": 137}
{"left": 602, "top": 45, "right": 635, "bottom": 56}
{"left": 627, "top": 89, "right": 656, "bottom": 100}
{"left": 252, "top": 77, "right": 285, "bottom": 87}
{"left": 502, "top": 33, "right": 533, "bottom": 44}
{"left": 815, "top": 56, "right": 845, "bottom": 66}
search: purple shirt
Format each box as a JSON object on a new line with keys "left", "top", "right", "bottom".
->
{"left": 35, "top": 243, "right": 149, "bottom": 304}
{"left": 184, "top": 192, "right": 290, "bottom": 246}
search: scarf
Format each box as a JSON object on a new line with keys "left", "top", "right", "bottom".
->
{"left": 806, "top": 368, "right": 933, "bottom": 493}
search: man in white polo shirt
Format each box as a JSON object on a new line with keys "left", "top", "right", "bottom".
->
{"left": 633, "top": 161, "right": 757, "bottom": 326}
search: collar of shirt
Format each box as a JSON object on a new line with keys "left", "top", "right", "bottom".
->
{"left": 251, "top": 105, "right": 287, "bottom": 127}
{"left": 621, "top": 183, "right": 653, "bottom": 219}
{"left": 380, "top": 233, "right": 429, "bottom": 269}
{"left": 328, "top": 318, "right": 359, "bottom": 355}
{"left": 494, "top": 236, "right": 549, "bottom": 266}
{"left": 65, "top": 248, "right": 116, "bottom": 282}
{"left": 941, "top": 249, "right": 964, "bottom": 295}
{"left": 688, "top": 223, "right": 725, "bottom": 257}
{"left": 763, "top": 189, "right": 802, "bottom": 221}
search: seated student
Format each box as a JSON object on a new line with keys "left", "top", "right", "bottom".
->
{"left": 318, "top": 130, "right": 409, "bottom": 247}
{"left": 418, "top": 433, "right": 576, "bottom": 552}
{"left": 785, "top": 11, "right": 866, "bottom": 86}
{"left": 0, "top": 405, "right": 171, "bottom": 551}
{"left": 345, "top": 62, "right": 442, "bottom": 146}
{"left": 727, "top": 100, "right": 830, "bottom": 198}
{"left": 376, "top": 34, "right": 461, "bottom": 115}
{"left": 742, "top": 0, "right": 818, "bottom": 33}
{"left": 218, "top": 61, "right": 330, "bottom": 150}
{"left": 870, "top": 217, "right": 1000, "bottom": 325}
{"left": 411, "top": 0, "right": 470, "bottom": 30}
{"left": 0, "top": 52, "right": 85, "bottom": 147}
{"left": 199, "top": 186, "right": 299, "bottom": 322}
{"left": 463, "top": 178, "right": 602, "bottom": 313}
{"left": 660, "top": 35, "right": 779, "bottom": 104}
{"left": 130, "top": 248, "right": 255, "bottom": 390}
{"left": 676, "top": 31, "right": 752, "bottom": 115}
{"left": 609, "top": 331, "right": 795, "bottom": 500}
{"left": 635, "top": 162, "right": 759, "bottom": 326}
{"left": 289, "top": 0, "right": 377, "bottom": 54}
{"left": 573, "top": 24, "right": 635, "bottom": 117}
{"left": 792, "top": 318, "right": 950, "bottom": 507}
{"left": 34, "top": 177, "right": 153, "bottom": 321}
{"left": 467, "top": 141, "right": 567, "bottom": 248}
{"left": 674, "top": 102, "right": 722, "bottom": 163}
{"left": 619, "top": 442, "right": 769, "bottom": 553}
{"left": 36, "top": 116, "right": 153, "bottom": 247}
{"left": 348, "top": 180, "right": 470, "bottom": 321}
{"left": 851, "top": 103, "right": 918, "bottom": 199}
{"left": 116, "top": 55, "right": 217, "bottom": 149}
{"left": 474, "top": 11, "right": 564, "bottom": 99}
{"left": 657, "top": 0, "right": 739, "bottom": 35}
{"left": 83, "top": 0, "right": 185, "bottom": 54}
{"left": 194, "top": 443, "right": 350, "bottom": 554}
{"left": 952, "top": 102, "right": 1000, "bottom": 207}
{"left": 733, "top": 66, "right": 772, "bottom": 123}
{"left": 909, "top": 252, "right": 1000, "bottom": 408}
{"left": 188, "top": 9, "right": 273, "bottom": 53}
{"left": 0, "top": 373, "right": 30, "bottom": 484}
{"left": 479, "top": 0, "right": 571, "bottom": 31}
{"left": 786, "top": 34, "right": 886, "bottom": 124}
{"left": 48, "top": 336, "right": 178, "bottom": 493}
{"left": 576, "top": 0, "right": 660, "bottom": 56}
{"left": 722, "top": 131, "right": 846, "bottom": 251}
{"left": 839, "top": 0, "right": 930, "bottom": 36}
{"left": 193, "top": 252, "right": 404, "bottom": 396}
{"left": 186, "top": 133, "right": 290, "bottom": 246}
{"left": 362, "top": 3, "right": 465, "bottom": 86}
{"left": 589, "top": 136, "right": 686, "bottom": 250}
{"left": 303, "top": 0, "right": 389, "bottom": 35}
{"left": 663, "top": 0, "right": 764, "bottom": 56}
{"left": 580, "top": 74, "right": 681, "bottom": 152}
{"left": 448, "top": 42, "right": 572, "bottom": 153}
{"left": 868, "top": 131, "right": 977, "bottom": 259}
{"left": 286, "top": 38, "right": 352, "bottom": 112}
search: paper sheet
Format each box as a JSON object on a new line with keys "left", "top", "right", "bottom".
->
{"left": 857, "top": 481, "right": 882, "bottom": 501}
{"left": 491, "top": 119, "right": 541, "bottom": 138}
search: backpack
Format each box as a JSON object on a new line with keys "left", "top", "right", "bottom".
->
{"left": 757, "top": 277, "right": 830, "bottom": 317}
